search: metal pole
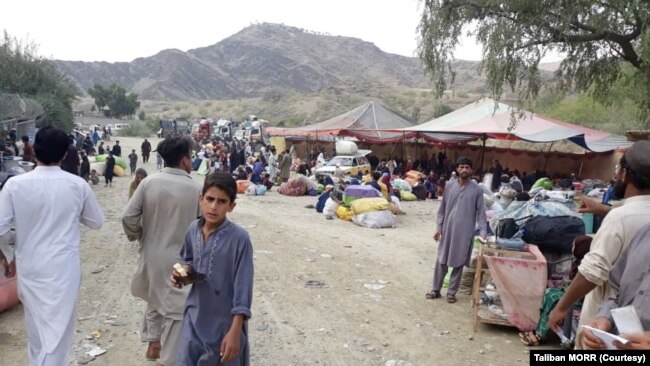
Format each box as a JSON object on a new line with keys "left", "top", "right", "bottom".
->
{"left": 479, "top": 135, "right": 487, "bottom": 174}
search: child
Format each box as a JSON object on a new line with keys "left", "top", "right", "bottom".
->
{"left": 171, "top": 173, "right": 254, "bottom": 365}
{"left": 261, "top": 173, "right": 273, "bottom": 191}
{"left": 89, "top": 169, "right": 99, "bottom": 185}
{"left": 156, "top": 151, "right": 163, "bottom": 170}
{"left": 128, "top": 168, "right": 148, "bottom": 199}
{"left": 128, "top": 149, "right": 138, "bottom": 175}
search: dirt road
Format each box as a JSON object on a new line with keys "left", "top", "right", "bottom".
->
{"left": 0, "top": 137, "right": 530, "bottom": 365}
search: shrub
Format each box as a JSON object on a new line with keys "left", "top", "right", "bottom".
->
{"left": 119, "top": 122, "right": 152, "bottom": 137}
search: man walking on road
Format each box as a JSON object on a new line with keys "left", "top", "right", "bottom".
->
{"left": 122, "top": 136, "right": 202, "bottom": 366}
{"left": 111, "top": 140, "right": 122, "bottom": 157}
{"left": 0, "top": 126, "right": 104, "bottom": 366}
{"left": 141, "top": 138, "right": 152, "bottom": 164}
{"left": 427, "top": 156, "right": 487, "bottom": 304}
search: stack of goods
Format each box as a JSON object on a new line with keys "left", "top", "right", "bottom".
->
{"left": 342, "top": 185, "right": 381, "bottom": 205}
{"left": 404, "top": 170, "right": 426, "bottom": 186}
{"left": 278, "top": 179, "right": 308, "bottom": 196}
{"left": 94, "top": 154, "right": 127, "bottom": 176}
{"left": 390, "top": 178, "right": 417, "bottom": 201}
{"left": 349, "top": 197, "right": 394, "bottom": 228}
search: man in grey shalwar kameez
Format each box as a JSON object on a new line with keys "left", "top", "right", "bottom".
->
{"left": 122, "top": 137, "right": 202, "bottom": 366}
{"left": 279, "top": 150, "right": 292, "bottom": 183}
{"left": 428, "top": 157, "right": 487, "bottom": 303}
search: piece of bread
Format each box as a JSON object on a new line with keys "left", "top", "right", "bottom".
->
{"left": 173, "top": 263, "right": 187, "bottom": 277}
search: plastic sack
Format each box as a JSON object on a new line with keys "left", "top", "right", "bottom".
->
{"left": 350, "top": 197, "right": 390, "bottom": 215}
{"left": 532, "top": 177, "right": 553, "bottom": 190}
{"left": 255, "top": 185, "right": 267, "bottom": 196}
{"left": 335, "top": 141, "right": 358, "bottom": 155}
{"left": 245, "top": 184, "right": 257, "bottom": 196}
{"left": 323, "top": 198, "right": 340, "bottom": 218}
{"left": 113, "top": 165, "right": 125, "bottom": 177}
{"left": 343, "top": 185, "right": 381, "bottom": 206}
{"left": 95, "top": 154, "right": 127, "bottom": 169}
{"left": 400, "top": 191, "right": 417, "bottom": 201}
{"left": 352, "top": 210, "right": 395, "bottom": 228}
{"left": 391, "top": 179, "right": 412, "bottom": 192}
{"left": 388, "top": 195, "right": 405, "bottom": 215}
{"left": 90, "top": 162, "right": 106, "bottom": 176}
{"left": 237, "top": 180, "right": 251, "bottom": 194}
{"left": 278, "top": 179, "right": 308, "bottom": 196}
{"left": 336, "top": 205, "right": 354, "bottom": 221}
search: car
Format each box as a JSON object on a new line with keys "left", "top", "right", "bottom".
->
{"left": 314, "top": 150, "right": 372, "bottom": 180}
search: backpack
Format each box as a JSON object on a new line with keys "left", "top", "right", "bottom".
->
{"left": 521, "top": 216, "right": 586, "bottom": 254}
{"left": 496, "top": 216, "right": 531, "bottom": 239}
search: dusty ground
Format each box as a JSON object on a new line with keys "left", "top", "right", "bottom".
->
{"left": 0, "top": 136, "right": 532, "bottom": 365}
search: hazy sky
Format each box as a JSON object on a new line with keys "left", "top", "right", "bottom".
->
{"left": 0, "top": 0, "right": 488, "bottom": 62}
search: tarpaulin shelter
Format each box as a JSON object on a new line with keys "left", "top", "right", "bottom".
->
{"left": 267, "top": 101, "right": 468, "bottom": 144}
{"left": 0, "top": 93, "right": 43, "bottom": 142}
{"left": 403, "top": 98, "right": 632, "bottom": 153}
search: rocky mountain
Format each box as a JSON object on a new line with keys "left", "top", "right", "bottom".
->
{"left": 55, "top": 23, "right": 487, "bottom": 101}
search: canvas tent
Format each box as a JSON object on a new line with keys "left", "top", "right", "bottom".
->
{"left": 0, "top": 93, "right": 43, "bottom": 141}
{"left": 402, "top": 98, "right": 632, "bottom": 153}
{"left": 267, "top": 101, "right": 469, "bottom": 144}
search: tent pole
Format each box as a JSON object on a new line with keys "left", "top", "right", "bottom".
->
{"left": 479, "top": 135, "right": 487, "bottom": 174}
{"left": 543, "top": 141, "right": 554, "bottom": 173}
{"left": 402, "top": 131, "right": 406, "bottom": 161}
{"left": 578, "top": 160, "right": 584, "bottom": 178}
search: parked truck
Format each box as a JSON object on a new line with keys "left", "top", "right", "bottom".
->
{"left": 234, "top": 117, "right": 270, "bottom": 152}
{"left": 191, "top": 118, "right": 213, "bottom": 141}
{"left": 159, "top": 119, "right": 191, "bottom": 138}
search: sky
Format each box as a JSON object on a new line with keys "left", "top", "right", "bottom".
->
{"left": 0, "top": 0, "right": 488, "bottom": 62}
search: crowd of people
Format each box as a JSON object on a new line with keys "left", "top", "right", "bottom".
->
{"left": 0, "top": 129, "right": 255, "bottom": 366}
{"left": 1, "top": 124, "right": 649, "bottom": 366}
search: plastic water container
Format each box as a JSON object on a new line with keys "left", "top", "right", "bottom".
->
{"left": 582, "top": 213, "right": 594, "bottom": 234}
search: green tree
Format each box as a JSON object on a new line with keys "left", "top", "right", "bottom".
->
{"left": 418, "top": 0, "right": 650, "bottom": 127}
{"left": 0, "top": 31, "right": 78, "bottom": 131}
{"left": 88, "top": 83, "right": 140, "bottom": 118}
{"left": 138, "top": 110, "right": 146, "bottom": 121}
{"left": 87, "top": 84, "right": 110, "bottom": 112}
{"left": 433, "top": 103, "right": 454, "bottom": 118}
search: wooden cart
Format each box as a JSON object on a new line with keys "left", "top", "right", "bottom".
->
{"left": 471, "top": 242, "right": 540, "bottom": 332}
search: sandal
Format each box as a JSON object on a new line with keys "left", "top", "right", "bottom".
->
{"left": 520, "top": 331, "right": 541, "bottom": 346}
{"left": 425, "top": 291, "right": 441, "bottom": 300}
{"left": 446, "top": 294, "right": 457, "bottom": 303}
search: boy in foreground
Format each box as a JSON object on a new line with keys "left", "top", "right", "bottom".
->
{"left": 172, "top": 172, "right": 254, "bottom": 365}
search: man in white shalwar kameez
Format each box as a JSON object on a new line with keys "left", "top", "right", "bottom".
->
{"left": 0, "top": 126, "right": 104, "bottom": 366}
{"left": 122, "top": 136, "right": 201, "bottom": 366}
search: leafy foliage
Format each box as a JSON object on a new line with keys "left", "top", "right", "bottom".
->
{"left": 418, "top": 0, "right": 650, "bottom": 128}
{"left": 118, "top": 122, "right": 152, "bottom": 137}
{"left": 536, "top": 65, "right": 643, "bottom": 134}
{"left": 0, "top": 31, "right": 78, "bottom": 131}
{"left": 88, "top": 83, "right": 140, "bottom": 118}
